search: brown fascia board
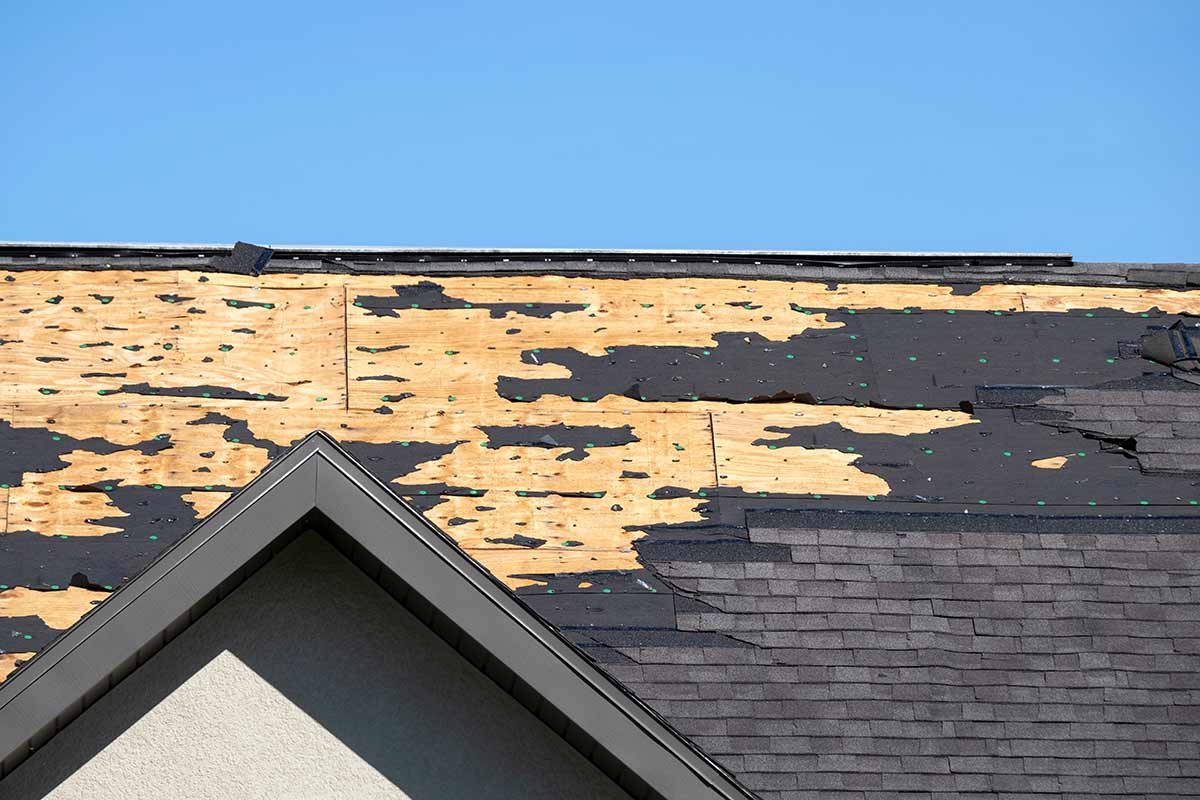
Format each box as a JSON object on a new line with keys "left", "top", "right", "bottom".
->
{"left": 0, "top": 431, "right": 756, "bottom": 800}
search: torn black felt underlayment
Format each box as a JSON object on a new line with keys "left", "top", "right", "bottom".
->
{"left": 478, "top": 423, "right": 639, "bottom": 461}
{"left": 353, "top": 280, "right": 589, "bottom": 318}
{"left": 496, "top": 309, "right": 1177, "bottom": 408}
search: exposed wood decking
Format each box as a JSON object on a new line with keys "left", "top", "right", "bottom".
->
{"left": 2, "top": 267, "right": 1199, "bottom": 678}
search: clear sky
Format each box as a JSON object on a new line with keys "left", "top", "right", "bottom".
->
{"left": 2, "top": 1, "right": 1196, "bottom": 261}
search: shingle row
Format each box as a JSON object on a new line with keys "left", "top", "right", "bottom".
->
{"left": 609, "top": 524, "right": 1200, "bottom": 799}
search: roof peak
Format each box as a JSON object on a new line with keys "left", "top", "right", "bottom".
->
{"left": 0, "top": 431, "right": 753, "bottom": 800}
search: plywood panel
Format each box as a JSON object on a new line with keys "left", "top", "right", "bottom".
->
{"left": 4, "top": 266, "right": 1200, "bottom": 669}
{"left": 0, "top": 586, "right": 106, "bottom": 628}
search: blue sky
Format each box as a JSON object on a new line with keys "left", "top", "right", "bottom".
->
{"left": 1, "top": 1, "right": 1196, "bottom": 260}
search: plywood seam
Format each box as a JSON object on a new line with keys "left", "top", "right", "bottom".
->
{"left": 342, "top": 284, "right": 350, "bottom": 411}
{"left": 707, "top": 411, "right": 720, "bottom": 490}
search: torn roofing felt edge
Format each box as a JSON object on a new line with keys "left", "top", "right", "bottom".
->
{"left": 0, "top": 432, "right": 755, "bottom": 800}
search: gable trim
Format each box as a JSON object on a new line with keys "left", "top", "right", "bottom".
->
{"left": 0, "top": 432, "right": 754, "bottom": 800}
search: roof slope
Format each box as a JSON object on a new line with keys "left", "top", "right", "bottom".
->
{"left": 1, "top": 243, "right": 1199, "bottom": 795}
{"left": 0, "top": 431, "right": 753, "bottom": 800}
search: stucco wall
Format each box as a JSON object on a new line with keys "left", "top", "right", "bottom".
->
{"left": 4, "top": 531, "right": 629, "bottom": 800}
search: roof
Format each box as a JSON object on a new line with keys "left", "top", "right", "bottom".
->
{"left": 0, "top": 431, "right": 753, "bottom": 800}
{"left": 2, "top": 241, "right": 1199, "bottom": 797}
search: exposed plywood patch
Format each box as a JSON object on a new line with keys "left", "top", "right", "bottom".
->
{"left": 181, "top": 490, "right": 231, "bottom": 518}
{"left": 6, "top": 475, "right": 127, "bottom": 537}
{"left": 1031, "top": 455, "right": 1070, "bottom": 470}
{"left": 0, "top": 272, "right": 345, "bottom": 407}
{"left": 400, "top": 411, "right": 714, "bottom": 496}
{"left": 0, "top": 653, "right": 34, "bottom": 683}
{"left": 0, "top": 586, "right": 106, "bottom": 629}
{"left": 419, "top": 493, "right": 705, "bottom": 588}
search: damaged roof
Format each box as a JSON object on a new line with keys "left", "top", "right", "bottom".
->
{"left": 2, "top": 243, "right": 1200, "bottom": 797}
